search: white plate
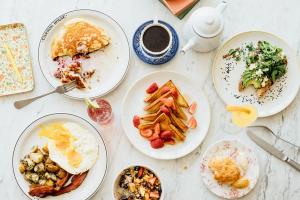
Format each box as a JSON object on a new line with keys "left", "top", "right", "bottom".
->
{"left": 212, "top": 31, "right": 300, "bottom": 117}
{"left": 121, "top": 71, "right": 211, "bottom": 160}
{"left": 200, "top": 140, "right": 259, "bottom": 199}
{"left": 12, "top": 113, "right": 107, "bottom": 200}
{"left": 38, "top": 9, "right": 130, "bottom": 99}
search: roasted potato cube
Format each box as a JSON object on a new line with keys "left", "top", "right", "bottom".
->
{"left": 34, "top": 163, "right": 45, "bottom": 173}
{"left": 45, "top": 179, "right": 54, "bottom": 187}
{"left": 42, "top": 145, "right": 49, "bottom": 155}
{"left": 23, "top": 158, "right": 35, "bottom": 171}
{"left": 19, "top": 163, "right": 26, "bottom": 173}
{"left": 46, "top": 163, "right": 59, "bottom": 173}
{"left": 29, "top": 152, "right": 44, "bottom": 163}
{"left": 57, "top": 169, "right": 67, "bottom": 179}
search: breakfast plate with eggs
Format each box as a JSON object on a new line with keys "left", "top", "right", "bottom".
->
{"left": 200, "top": 140, "right": 259, "bottom": 199}
{"left": 38, "top": 9, "right": 130, "bottom": 99}
{"left": 12, "top": 113, "right": 107, "bottom": 199}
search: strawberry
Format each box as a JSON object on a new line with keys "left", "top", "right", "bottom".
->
{"left": 133, "top": 115, "right": 140, "bottom": 128}
{"left": 140, "top": 129, "right": 153, "bottom": 138}
{"left": 164, "top": 138, "right": 176, "bottom": 145}
{"left": 160, "top": 130, "right": 174, "bottom": 140}
{"left": 160, "top": 105, "right": 170, "bottom": 115}
{"left": 188, "top": 116, "right": 197, "bottom": 129}
{"left": 147, "top": 133, "right": 159, "bottom": 141}
{"left": 160, "top": 97, "right": 175, "bottom": 109}
{"left": 160, "top": 86, "right": 170, "bottom": 94}
{"left": 189, "top": 102, "right": 197, "bottom": 114}
{"left": 146, "top": 83, "right": 158, "bottom": 94}
{"left": 150, "top": 139, "right": 164, "bottom": 149}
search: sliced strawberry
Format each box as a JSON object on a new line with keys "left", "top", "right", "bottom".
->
{"left": 154, "top": 123, "right": 160, "bottom": 135}
{"left": 147, "top": 133, "right": 159, "bottom": 141}
{"left": 160, "top": 130, "right": 174, "bottom": 140}
{"left": 146, "top": 83, "right": 158, "bottom": 94}
{"left": 164, "top": 138, "right": 176, "bottom": 145}
{"left": 140, "top": 129, "right": 153, "bottom": 138}
{"left": 189, "top": 102, "right": 197, "bottom": 114}
{"left": 160, "top": 97, "right": 175, "bottom": 109}
{"left": 160, "top": 86, "right": 170, "bottom": 94}
{"left": 150, "top": 139, "right": 164, "bottom": 149}
{"left": 133, "top": 115, "right": 140, "bottom": 128}
{"left": 188, "top": 116, "right": 197, "bottom": 129}
{"left": 160, "top": 105, "right": 170, "bottom": 115}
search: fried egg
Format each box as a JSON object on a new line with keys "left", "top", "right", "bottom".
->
{"left": 39, "top": 122, "right": 98, "bottom": 174}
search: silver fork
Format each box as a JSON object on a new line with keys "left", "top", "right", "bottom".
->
{"left": 14, "top": 81, "right": 77, "bottom": 109}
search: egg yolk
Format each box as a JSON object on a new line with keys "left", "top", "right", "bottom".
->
{"left": 226, "top": 105, "right": 257, "bottom": 127}
{"left": 39, "top": 123, "right": 82, "bottom": 168}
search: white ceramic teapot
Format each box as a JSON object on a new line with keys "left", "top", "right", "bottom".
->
{"left": 181, "top": 2, "right": 227, "bottom": 53}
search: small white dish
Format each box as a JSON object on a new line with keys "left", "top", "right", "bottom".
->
{"left": 200, "top": 140, "right": 259, "bottom": 199}
{"left": 212, "top": 31, "right": 300, "bottom": 117}
{"left": 12, "top": 113, "right": 108, "bottom": 200}
{"left": 38, "top": 9, "right": 130, "bottom": 100}
{"left": 113, "top": 165, "right": 165, "bottom": 200}
{"left": 121, "top": 71, "right": 211, "bottom": 160}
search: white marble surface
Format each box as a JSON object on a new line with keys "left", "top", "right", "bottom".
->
{"left": 1, "top": 0, "right": 300, "bottom": 199}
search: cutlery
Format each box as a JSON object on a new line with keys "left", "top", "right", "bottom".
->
{"left": 14, "top": 81, "right": 76, "bottom": 109}
{"left": 247, "top": 130, "right": 300, "bottom": 172}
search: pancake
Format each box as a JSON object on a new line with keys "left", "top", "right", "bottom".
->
{"left": 51, "top": 20, "right": 110, "bottom": 59}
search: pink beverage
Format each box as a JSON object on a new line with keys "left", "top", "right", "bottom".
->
{"left": 87, "top": 99, "right": 113, "bottom": 125}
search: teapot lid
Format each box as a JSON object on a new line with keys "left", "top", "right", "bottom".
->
{"left": 191, "top": 7, "right": 224, "bottom": 38}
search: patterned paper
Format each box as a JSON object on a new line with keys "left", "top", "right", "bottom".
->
{"left": 0, "top": 23, "right": 34, "bottom": 96}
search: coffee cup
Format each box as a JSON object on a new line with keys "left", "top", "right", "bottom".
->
{"left": 140, "top": 21, "right": 172, "bottom": 57}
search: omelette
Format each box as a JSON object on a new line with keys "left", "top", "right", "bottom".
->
{"left": 51, "top": 19, "right": 110, "bottom": 59}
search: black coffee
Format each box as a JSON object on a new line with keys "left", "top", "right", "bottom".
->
{"left": 142, "top": 25, "right": 170, "bottom": 52}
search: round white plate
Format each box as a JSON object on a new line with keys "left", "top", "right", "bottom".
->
{"left": 12, "top": 113, "right": 107, "bottom": 200}
{"left": 121, "top": 71, "right": 211, "bottom": 160}
{"left": 38, "top": 9, "right": 130, "bottom": 99}
{"left": 212, "top": 31, "right": 300, "bottom": 117}
{"left": 200, "top": 140, "right": 259, "bottom": 199}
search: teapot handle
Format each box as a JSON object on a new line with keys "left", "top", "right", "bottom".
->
{"left": 216, "top": 1, "right": 227, "bottom": 14}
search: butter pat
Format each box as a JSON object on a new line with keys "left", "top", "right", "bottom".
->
{"left": 226, "top": 105, "right": 257, "bottom": 127}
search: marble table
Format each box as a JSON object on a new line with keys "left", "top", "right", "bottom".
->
{"left": 1, "top": 0, "right": 300, "bottom": 199}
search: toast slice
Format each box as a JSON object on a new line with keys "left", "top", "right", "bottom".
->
{"left": 170, "top": 124, "right": 186, "bottom": 141}
{"left": 144, "top": 91, "right": 171, "bottom": 111}
{"left": 169, "top": 110, "right": 188, "bottom": 133}
{"left": 144, "top": 80, "right": 189, "bottom": 108}
{"left": 138, "top": 113, "right": 171, "bottom": 130}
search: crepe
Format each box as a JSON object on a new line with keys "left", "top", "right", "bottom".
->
{"left": 51, "top": 20, "right": 110, "bottom": 59}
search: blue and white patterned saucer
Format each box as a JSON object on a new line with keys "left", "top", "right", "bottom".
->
{"left": 133, "top": 20, "right": 179, "bottom": 65}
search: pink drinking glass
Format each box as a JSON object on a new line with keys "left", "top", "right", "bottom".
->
{"left": 87, "top": 98, "right": 113, "bottom": 125}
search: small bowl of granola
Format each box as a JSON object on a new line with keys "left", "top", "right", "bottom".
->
{"left": 113, "top": 165, "right": 165, "bottom": 200}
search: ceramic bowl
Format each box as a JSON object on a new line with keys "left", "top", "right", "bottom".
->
{"left": 113, "top": 165, "right": 166, "bottom": 200}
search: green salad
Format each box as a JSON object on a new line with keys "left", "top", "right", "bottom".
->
{"left": 224, "top": 41, "right": 288, "bottom": 96}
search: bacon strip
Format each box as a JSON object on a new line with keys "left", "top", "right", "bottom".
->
{"left": 55, "top": 172, "right": 70, "bottom": 190}
{"left": 29, "top": 185, "right": 54, "bottom": 198}
{"left": 53, "top": 171, "right": 88, "bottom": 196}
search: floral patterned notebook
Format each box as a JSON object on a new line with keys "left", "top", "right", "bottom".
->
{"left": 0, "top": 23, "right": 34, "bottom": 96}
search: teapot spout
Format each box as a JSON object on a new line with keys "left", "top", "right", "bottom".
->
{"left": 216, "top": 1, "right": 227, "bottom": 14}
{"left": 181, "top": 38, "right": 196, "bottom": 54}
